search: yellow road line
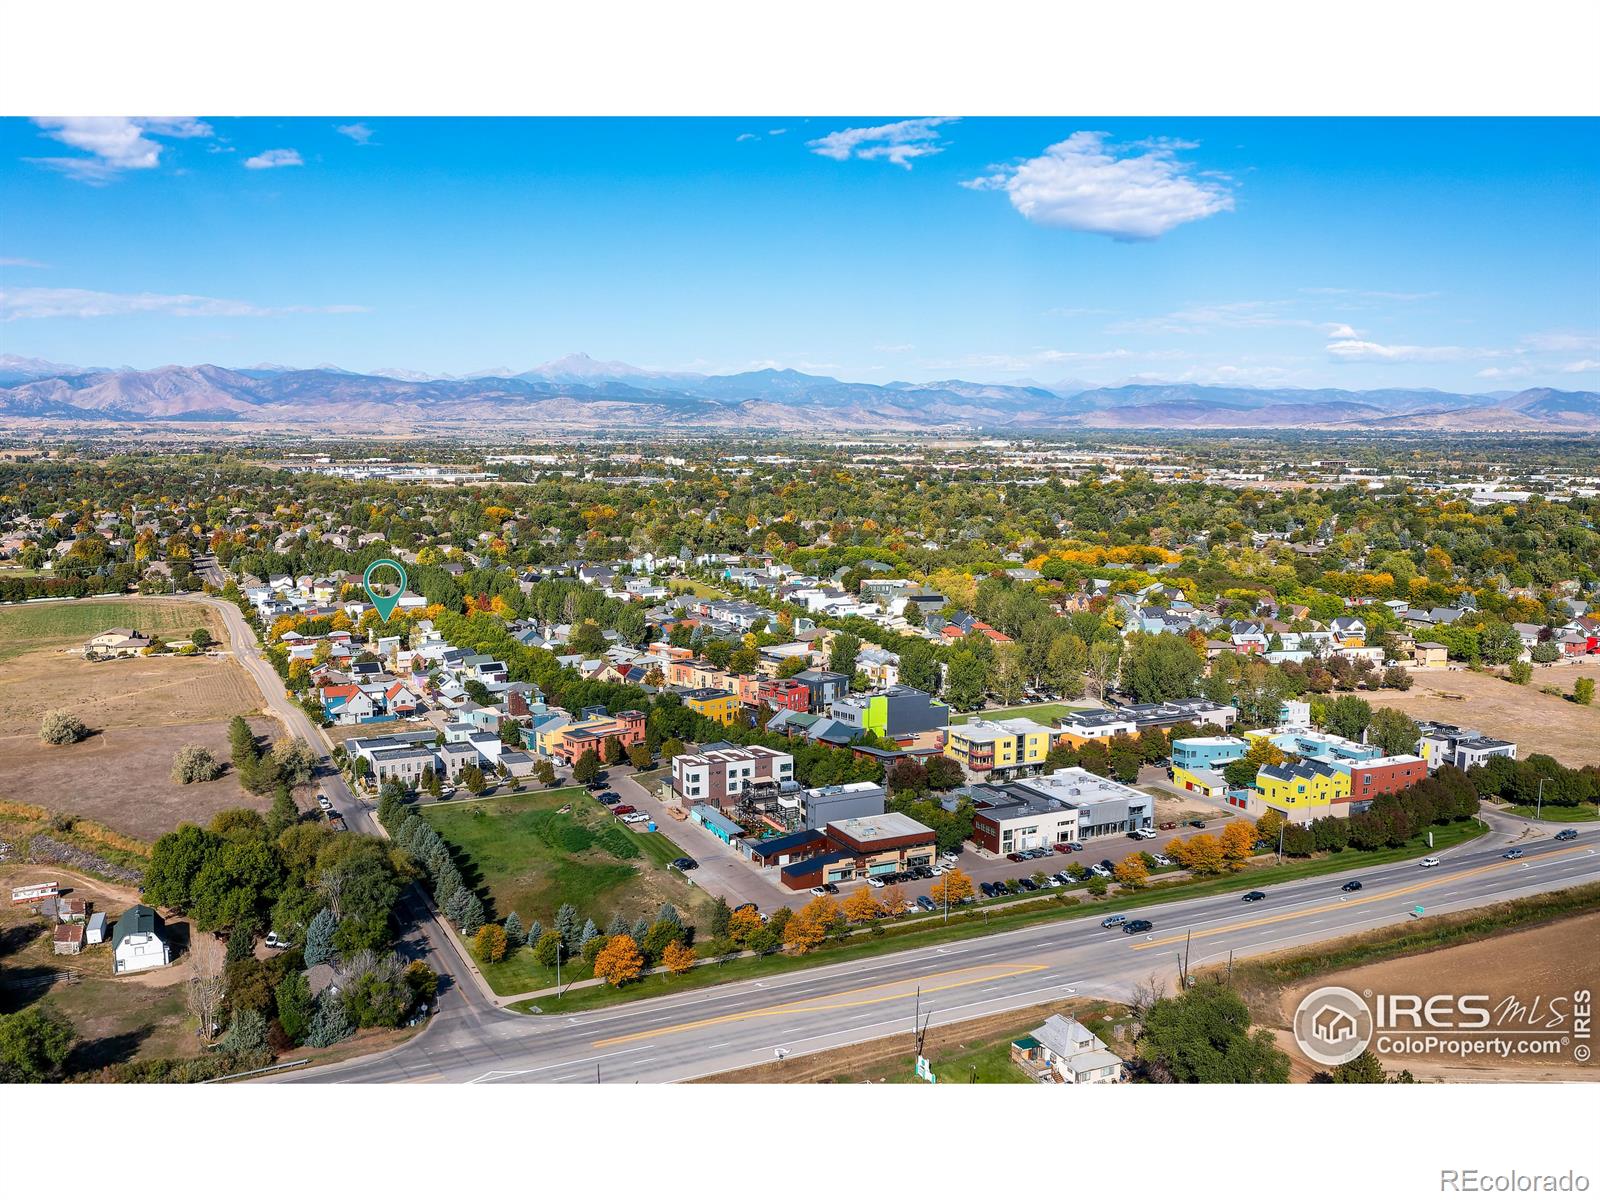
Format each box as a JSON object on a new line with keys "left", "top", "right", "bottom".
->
{"left": 593, "top": 962, "right": 1048, "bottom": 1048}
{"left": 400, "top": 1071, "right": 445, "bottom": 1084}
{"left": 1131, "top": 845, "right": 1588, "bottom": 952}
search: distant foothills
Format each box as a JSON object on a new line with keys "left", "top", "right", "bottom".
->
{"left": 1, "top": 353, "right": 1596, "bottom": 433}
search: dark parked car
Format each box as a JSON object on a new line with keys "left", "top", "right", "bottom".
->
{"left": 912, "top": 865, "right": 934, "bottom": 880}
{"left": 1502, "top": 848, "right": 1524, "bottom": 860}
{"left": 823, "top": 882, "right": 840, "bottom": 894}
{"left": 1098, "top": 859, "right": 1116, "bottom": 873}
{"left": 980, "top": 882, "right": 997, "bottom": 897}
{"left": 1067, "top": 842, "right": 1084, "bottom": 852}
{"left": 1341, "top": 880, "right": 1363, "bottom": 892}
{"left": 670, "top": 857, "right": 698, "bottom": 871}
{"left": 598, "top": 791, "right": 620, "bottom": 803}
{"left": 1123, "top": 919, "right": 1153, "bottom": 935}
{"left": 1556, "top": 829, "right": 1579, "bottom": 841}
{"left": 1101, "top": 914, "right": 1127, "bottom": 927}
{"left": 1158, "top": 821, "right": 1177, "bottom": 831}
{"left": 1187, "top": 819, "right": 1206, "bottom": 829}
{"left": 1006, "top": 852, "right": 1026, "bottom": 862}
{"left": 991, "top": 881, "right": 1011, "bottom": 896}
{"left": 915, "top": 896, "right": 936, "bottom": 912}
{"left": 1242, "top": 890, "right": 1267, "bottom": 902}
{"left": 1016, "top": 878, "right": 1038, "bottom": 892}
{"left": 612, "top": 804, "right": 635, "bottom": 815}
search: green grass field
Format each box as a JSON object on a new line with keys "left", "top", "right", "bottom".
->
{"left": 0, "top": 598, "right": 218, "bottom": 661}
{"left": 1503, "top": 804, "right": 1598, "bottom": 823}
{"left": 422, "top": 786, "right": 711, "bottom": 995}
{"left": 952, "top": 701, "right": 1091, "bottom": 725}
{"left": 669, "top": 576, "right": 731, "bottom": 599}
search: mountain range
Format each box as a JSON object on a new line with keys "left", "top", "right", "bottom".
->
{"left": 0, "top": 353, "right": 1595, "bottom": 433}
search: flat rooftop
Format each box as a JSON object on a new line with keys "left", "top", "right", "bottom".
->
{"left": 828, "top": 812, "right": 934, "bottom": 842}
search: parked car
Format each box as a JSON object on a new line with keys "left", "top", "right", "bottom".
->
{"left": 865, "top": 876, "right": 885, "bottom": 889}
{"left": 1015, "top": 878, "right": 1038, "bottom": 892}
{"left": 1134, "top": 828, "right": 1158, "bottom": 840}
{"left": 930, "top": 864, "right": 947, "bottom": 876}
{"left": 1187, "top": 819, "right": 1206, "bottom": 828}
{"left": 1052, "top": 871, "right": 1074, "bottom": 886}
{"left": 598, "top": 791, "right": 620, "bottom": 803}
{"left": 1067, "top": 842, "right": 1084, "bottom": 852}
{"left": 1502, "top": 848, "right": 1524, "bottom": 860}
{"left": 991, "top": 881, "right": 1011, "bottom": 895}
{"left": 1158, "top": 821, "right": 1177, "bottom": 830}
{"left": 1241, "top": 891, "right": 1267, "bottom": 902}
{"left": 1098, "top": 859, "right": 1116, "bottom": 873}
{"left": 621, "top": 812, "right": 650, "bottom": 824}
{"left": 316, "top": 795, "right": 333, "bottom": 811}
{"left": 612, "top": 804, "right": 635, "bottom": 815}
{"left": 941, "top": 850, "right": 961, "bottom": 861}
{"left": 1006, "top": 852, "right": 1026, "bottom": 862}
{"left": 980, "top": 882, "right": 997, "bottom": 897}
{"left": 810, "top": 885, "right": 830, "bottom": 896}
{"left": 1123, "top": 919, "right": 1153, "bottom": 935}
{"left": 823, "top": 883, "right": 839, "bottom": 894}
{"left": 1341, "top": 880, "right": 1363, "bottom": 892}
{"left": 1089, "top": 864, "right": 1111, "bottom": 878}
{"left": 265, "top": 931, "right": 291, "bottom": 949}
{"left": 670, "top": 857, "right": 698, "bottom": 871}
{"left": 912, "top": 865, "right": 934, "bottom": 880}
{"left": 1419, "top": 856, "right": 1440, "bottom": 868}
{"left": 1053, "top": 842, "right": 1075, "bottom": 853}
{"left": 1151, "top": 854, "right": 1173, "bottom": 867}
{"left": 1101, "top": 914, "right": 1126, "bottom": 927}
{"left": 916, "top": 896, "right": 936, "bottom": 912}
{"left": 1555, "top": 829, "right": 1579, "bottom": 841}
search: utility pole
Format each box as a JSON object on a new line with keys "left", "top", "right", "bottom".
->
{"left": 555, "top": 939, "right": 565, "bottom": 998}
{"left": 1537, "top": 777, "right": 1550, "bottom": 820}
{"left": 1277, "top": 820, "right": 1285, "bottom": 865}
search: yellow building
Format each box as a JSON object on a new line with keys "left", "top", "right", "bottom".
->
{"left": 941, "top": 718, "right": 1053, "bottom": 776}
{"left": 1254, "top": 761, "right": 1351, "bottom": 813}
{"left": 683, "top": 687, "right": 743, "bottom": 726}
{"left": 1171, "top": 763, "right": 1228, "bottom": 798}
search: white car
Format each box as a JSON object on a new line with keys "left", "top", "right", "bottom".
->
{"left": 1419, "top": 856, "right": 1441, "bottom": 868}
{"left": 865, "top": 877, "right": 885, "bottom": 889}
{"left": 1089, "top": 864, "right": 1112, "bottom": 878}
{"left": 1152, "top": 854, "right": 1173, "bottom": 867}
{"left": 621, "top": 812, "right": 650, "bottom": 824}
{"left": 317, "top": 795, "right": 333, "bottom": 811}
{"left": 810, "top": 886, "right": 830, "bottom": 897}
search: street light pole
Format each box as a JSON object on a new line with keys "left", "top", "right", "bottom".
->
{"left": 1537, "top": 777, "right": 1550, "bottom": 821}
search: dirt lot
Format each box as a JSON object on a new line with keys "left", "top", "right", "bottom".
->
{"left": 1365, "top": 666, "right": 1600, "bottom": 766}
{"left": 0, "top": 865, "right": 196, "bottom": 1071}
{"left": 0, "top": 598, "right": 293, "bottom": 839}
{"left": 2, "top": 715, "right": 284, "bottom": 841}
{"left": 1272, "top": 911, "right": 1600, "bottom": 1082}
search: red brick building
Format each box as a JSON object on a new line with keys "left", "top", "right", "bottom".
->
{"left": 758, "top": 678, "right": 811, "bottom": 714}
{"left": 1346, "top": 754, "right": 1428, "bottom": 804}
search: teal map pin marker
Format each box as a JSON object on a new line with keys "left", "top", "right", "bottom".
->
{"left": 362, "top": 558, "right": 408, "bottom": 622}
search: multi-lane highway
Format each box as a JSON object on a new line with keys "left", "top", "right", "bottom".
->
{"left": 285, "top": 823, "right": 1598, "bottom": 1084}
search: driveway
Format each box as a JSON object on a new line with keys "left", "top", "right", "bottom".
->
{"left": 610, "top": 767, "right": 792, "bottom": 912}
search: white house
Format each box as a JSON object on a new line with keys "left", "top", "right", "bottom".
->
{"left": 1011, "top": 1014, "right": 1125, "bottom": 1084}
{"left": 112, "top": 905, "right": 170, "bottom": 974}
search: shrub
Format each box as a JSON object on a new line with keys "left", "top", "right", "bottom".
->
{"left": 172, "top": 744, "right": 224, "bottom": 784}
{"left": 39, "top": 710, "right": 87, "bottom": 745}
{"left": 594, "top": 826, "right": 639, "bottom": 859}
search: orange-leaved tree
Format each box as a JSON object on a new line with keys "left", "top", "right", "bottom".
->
{"left": 660, "top": 941, "right": 697, "bottom": 975}
{"left": 1219, "top": 820, "right": 1256, "bottom": 863}
{"left": 784, "top": 895, "right": 838, "bottom": 954}
{"left": 929, "top": 867, "right": 975, "bottom": 907}
{"left": 842, "top": 888, "right": 884, "bottom": 923}
{"left": 726, "top": 908, "right": 762, "bottom": 945}
{"left": 879, "top": 883, "right": 908, "bottom": 917}
{"left": 1114, "top": 854, "right": 1149, "bottom": 888}
{"left": 1176, "top": 832, "right": 1226, "bottom": 875}
{"left": 593, "top": 934, "right": 644, "bottom": 986}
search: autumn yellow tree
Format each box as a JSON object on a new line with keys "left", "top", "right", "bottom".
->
{"left": 593, "top": 934, "right": 644, "bottom": 986}
{"left": 660, "top": 941, "right": 697, "bottom": 975}
{"left": 842, "top": 888, "right": 884, "bottom": 923}
{"left": 784, "top": 896, "right": 839, "bottom": 954}
{"left": 474, "top": 923, "right": 508, "bottom": 963}
{"left": 1114, "top": 854, "right": 1149, "bottom": 888}
{"left": 878, "top": 883, "right": 908, "bottom": 918}
{"left": 726, "top": 908, "right": 762, "bottom": 945}
{"left": 929, "top": 868, "right": 975, "bottom": 907}
{"left": 1219, "top": 821, "right": 1256, "bottom": 863}
{"left": 1255, "top": 808, "right": 1286, "bottom": 844}
{"left": 1173, "top": 832, "right": 1226, "bottom": 875}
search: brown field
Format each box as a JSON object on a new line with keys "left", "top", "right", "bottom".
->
{"left": 0, "top": 600, "right": 290, "bottom": 839}
{"left": 0, "top": 865, "right": 196, "bottom": 1071}
{"left": 1272, "top": 911, "right": 1600, "bottom": 1082}
{"left": 1, "top": 715, "right": 284, "bottom": 841}
{"left": 1365, "top": 666, "right": 1600, "bottom": 766}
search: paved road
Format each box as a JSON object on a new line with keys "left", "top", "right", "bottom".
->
{"left": 278, "top": 821, "right": 1600, "bottom": 1085}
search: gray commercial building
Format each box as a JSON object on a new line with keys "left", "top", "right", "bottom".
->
{"left": 800, "top": 781, "right": 886, "bottom": 830}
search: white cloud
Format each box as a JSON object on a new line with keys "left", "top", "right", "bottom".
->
{"left": 768, "top": 128, "right": 787, "bottom": 136}
{"left": 1, "top": 286, "right": 367, "bottom": 321}
{"left": 1522, "top": 330, "right": 1600, "bottom": 354}
{"left": 336, "top": 123, "right": 375, "bottom": 144}
{"left": 1562, "top": 359, "right": 1600, "bottom": 373}
{"left": 962, "top": 131, "right": 1233, "bottom": 240}
{"left": 807, "top": 117, "right": 955, "bottom": 169}
{"left": 1, "top": 257, "right": 49, "bottom": 269}
{"left": 874, "top": 343, "right": 914, "bottom": 353}
{"left": 1327, "top": 339, "right": 1477, "bottom": 364}
{"left": 736, "top": 133, "right": 759, "bottom": 142}
{"left": 243, "top": 148, "right": 303, "bottom": 170}
{"left": 26, "top": 117, "right": 213, "bottom": 183}
{"left": 1115, "top": 300, "right": 1352, "bottom": 337}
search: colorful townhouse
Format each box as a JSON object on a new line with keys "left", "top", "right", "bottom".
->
{"left": 1170, "top": 735, "right": 1248, "bottom": 797}
{"left": 1255, "top": 760, "right": 1352, "bottom": 818}
{"left": 941, "top": 717, "right": 1053, "bottom": 778}
{"left": 534, "top": 709, "right": 648, "bottom": 761}
{"left": 682, "top": 687, "right": 743, "bottom": 726}
{"left": 758, "top": 677, "right": 812, "bottom": 714}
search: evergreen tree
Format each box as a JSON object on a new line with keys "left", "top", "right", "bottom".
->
{"left": 433, "top": 861, "right": 463, "bottom": 904}
{"left": 307, "top": 989, "right": 354, "bottom": 1048}
{"left": 708, "top": 895, "right": 731, "bottom": 939}
{"left": 656, "top": 902, "right": 682, "bottom": 928}
{"left": 459, "top": 892, "right": 486, "bottom": 936}
{"left": 607, "top": 913, "right": 630, "bottom": 937}
{"left": 442, "top": 886, "right": 471, "bottom": 927}
{"left": 631, "top": 916, "right": 651, "bottom": 944}
{"left": 525, "top": 919, "right": 543, "bottom": 949}
{"left": 503, "top": 911, "right": 524, "bottom": 946}
{"left": 555, "top": 902, "right": 580, "bottom": 950}
{"left": 304, "top": 908, "right": 336, "bottom": 966}
{"left": 578, "top": 918, "right": 600, "bottom": 948}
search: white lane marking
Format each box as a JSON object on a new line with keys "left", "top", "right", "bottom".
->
{"left": 464, "top": 1043, "right": 654, "bottom": 1082}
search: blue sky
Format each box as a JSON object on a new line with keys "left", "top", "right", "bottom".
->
{"left": 2, "top": 116, "right": 1597, "bottom": 391}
